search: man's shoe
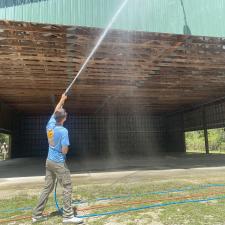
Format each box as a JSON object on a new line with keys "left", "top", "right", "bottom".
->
{"left": 63, "top": 216, "right": 83, "bottom": 224}
{"left": 32, "top": 215, "right": 48, "bottom": 223}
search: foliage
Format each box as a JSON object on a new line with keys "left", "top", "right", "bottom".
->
{"left": 208, "top": 128, "right": 225, "bottom": 152}
{"left": 185, "top": 130, "right": 205, "bottom": 153}
{"left": 186, "top": 128, "right": 225, "bottom": 153}
{"left": 0, "top": 133, "right": 9, "bottom": 145}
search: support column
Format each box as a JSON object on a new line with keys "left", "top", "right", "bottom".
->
{"left": 202, "top": 107, "right": 209, "bottom": 154}
{"left": 182, "top": 113, "right": 186, "bottom": 153}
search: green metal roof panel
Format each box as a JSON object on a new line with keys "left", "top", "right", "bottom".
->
{"left": 0, "top": 0, "right": 225, "bottom": 37}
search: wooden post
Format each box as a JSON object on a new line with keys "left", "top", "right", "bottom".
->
{"left": 202, "top": 107, "right": 209, "bottom": 154}
{"left": 182, "top": 113, "right": 186, "bottom": 153}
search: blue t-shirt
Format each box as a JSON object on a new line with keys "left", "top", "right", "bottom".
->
{"left": 46, "top": 115, "right": 70, "bottom": 163}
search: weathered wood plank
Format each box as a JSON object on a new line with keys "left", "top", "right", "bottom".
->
{"left": 1, "top": 20, "right": 225, "bottom": 115}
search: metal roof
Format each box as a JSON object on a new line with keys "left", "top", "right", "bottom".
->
{"left": 0, "top": 0, "right": 225, "bottom": 37}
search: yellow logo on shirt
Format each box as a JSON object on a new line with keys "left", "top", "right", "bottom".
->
{"left": 47, "top": 129, "right": 55, "bottom": 147}
{"left": 47, "top": 129, "right": 54, "bottom": 139}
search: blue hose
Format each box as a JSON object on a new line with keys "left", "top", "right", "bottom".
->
{"left": 77, "top": 195, "right": 225, "bottom": 219}
{"left": 72, "top": 183, "right": 225, "bottom": 204}
{"left": 1, "top": 183, "right": 225, "bottom": 215}
{"left": 2, "top": 193, "right": 225, "bottom": 221}
{"left": 54, "top": 179, "right": 63, "bottom": 214}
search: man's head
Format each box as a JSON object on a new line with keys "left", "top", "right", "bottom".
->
{"left": 54, "top": 108, "right": 67, "bottom": 124}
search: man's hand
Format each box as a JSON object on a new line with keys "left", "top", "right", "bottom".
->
{"left": 54, "top": 93, "right": 68, "bottom": 113}
{"left": 61, "top": 93, "right": 67, "bottom": 102}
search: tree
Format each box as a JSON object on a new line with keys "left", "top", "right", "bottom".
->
{"left": 0, "top": 133, "right": 9, "bottom": 145}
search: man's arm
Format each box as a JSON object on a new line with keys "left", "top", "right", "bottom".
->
{"left": 62, "top": 146, "right": 69, "bottom": 155}
{"left": 61, "top": 129, "right": 70, "bottom": 155}
{"left": 54, "top": 93, "right": 67, "bottom": 114}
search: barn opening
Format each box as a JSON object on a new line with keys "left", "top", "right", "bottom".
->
{"left": 0, "top": 132, "right": 11, "bottom": 160}
{"left": 185, "top": 130, "right": 205, "bottom": 154}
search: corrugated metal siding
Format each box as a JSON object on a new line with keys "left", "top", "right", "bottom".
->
{"left": 0, "top": 0, "right": 225, "bottom": 37}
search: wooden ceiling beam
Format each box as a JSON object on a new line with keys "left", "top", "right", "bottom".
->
{"left": 1, "top": 20, "right": 225, "bottom": 115}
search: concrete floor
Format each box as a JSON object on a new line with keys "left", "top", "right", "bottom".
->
{"left": 1, "top": 153, "right": 225, "bottom": 180}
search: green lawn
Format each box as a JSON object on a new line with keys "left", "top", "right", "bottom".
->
{"left": 1, "top": 169, "right": 225, "bottom": 225}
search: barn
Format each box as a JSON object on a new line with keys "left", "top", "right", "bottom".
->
{"left": 1, "top": 0, "right": 225, "bottom": 160}
{"left": 2, "top": 1, "right": 225, "bottom": 225}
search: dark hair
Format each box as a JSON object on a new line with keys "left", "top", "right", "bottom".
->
{"left": 54, "top": 109, "right": 67, "bottom": 123}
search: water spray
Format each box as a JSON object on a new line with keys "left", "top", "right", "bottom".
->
{"left": 54, "top": 0, "right": 129, "bottom": 216}
{"left": 64, "top": 0, "right": 129, "bottom": 95}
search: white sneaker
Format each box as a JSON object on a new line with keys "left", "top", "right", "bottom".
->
{"left": 63, "top": 216, "right": 83, "bottom": 224}
{"left": 32, "top": 215, "right": 48, "bottom": 223}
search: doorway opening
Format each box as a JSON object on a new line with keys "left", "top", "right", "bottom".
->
{"left": 0, "top": 133, "right": 11, "bottom": 160}
{"left": 185, "top": 130, "right": 205, "bottom": 153}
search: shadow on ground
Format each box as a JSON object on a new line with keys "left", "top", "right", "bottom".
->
{"left": 1, "top": 153, "right": 225, "bottom": 178}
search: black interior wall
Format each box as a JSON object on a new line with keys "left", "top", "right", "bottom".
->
{"left": 13, "top": 114, "right": 167, "bottom": 158}
{"left": 0, "top": 102, "right": 14, "bottom": 131}
{"left": 165, "top": 99, "right": 225, "bottom": 155}
{"left": 183, "top": 101, "right": 225, "bottom": 132}
{"left": 11, "top": 101, "right": 225, "bottom": 158}
{"left": 0, "top": 102, "right": 20, "bottom": 158}
{"left": 7, "top": 99, "right": 225, "bottom": 158}
{"left": 165, "top": 114, "right": 186, "bottom": 153}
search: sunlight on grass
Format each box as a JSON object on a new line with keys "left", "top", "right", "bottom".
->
{"left": 2, "top": 179, "right": 225, "bottom": 225}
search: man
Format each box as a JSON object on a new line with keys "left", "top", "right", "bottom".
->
{"left": 32, "top": 94, "right": 83, "bottom": 224}
{"left": 2, "top": 142, "right": 8, "bottom": 160}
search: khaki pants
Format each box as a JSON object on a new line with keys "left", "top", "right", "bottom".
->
{"left": 33, "top": 160, "right": 74, "bottom": 218}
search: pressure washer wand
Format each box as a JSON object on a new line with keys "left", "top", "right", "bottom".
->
{"left": 64, "top": 0, "right": 129, "bottom": 96}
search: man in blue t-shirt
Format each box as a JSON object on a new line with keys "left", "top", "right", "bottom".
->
{"left": 32, "top": 94, "right": 83, "bottom": 224}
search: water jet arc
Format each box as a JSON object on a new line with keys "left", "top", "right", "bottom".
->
{"left": 64, "top": 0, "right": 129, "bottom": 95}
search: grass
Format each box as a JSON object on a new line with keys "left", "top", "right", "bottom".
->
{"left": 2, "top": 169, "right": 225, "bottom": 224}
{"left": 187, "top": 150, "right": 225, "bottom": 154}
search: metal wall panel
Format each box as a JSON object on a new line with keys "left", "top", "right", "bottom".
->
{"left": 160, "top": 100, "right": 225, "bottom": 154}
{"left": 0, "top": 102, "right": 14, "bottom": 131}
{"left": 205, "top": 102, "right": 225, "bottom": 129}
{"left": 183, "top": 101, "right": 225, "bottom": 132}
{"left": 166, "top": 113, "right": 185, "bottom": 153}
{"left": 14, "top": 114, "right": 166, "bottom": 158}
{"left": 0, "top": 0, "right": 225, "bottom": 37}
{"left": 12, "top": 102, "right": 225, "bottom": 158}
{"left": 184, "top": 108, "right": 204, "bottom": 132}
